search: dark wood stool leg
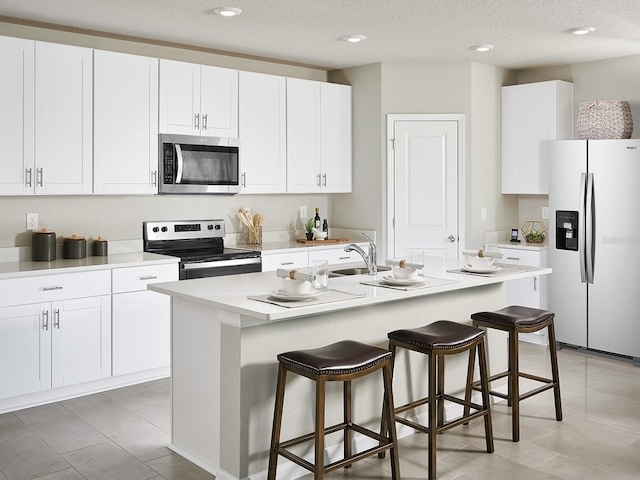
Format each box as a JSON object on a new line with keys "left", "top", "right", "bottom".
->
{"left": 315, "top": 377, "right": 326, "bottom": 479}
{"left": 477, "top": 339, "right": 494, "bottom": 453}
{"left": 382, "top": 361, "right": 401, "bottom": 480}
{"left": 378, "top": 341, "right": 396, "bottom": 458}
{"left": 509, "top": 330, "right": 520, "bottom": 442}
{"left": 437, "top": 355, "right": 445, "bottom": 427}
{"left": 428, "top": 351, "right": 437, "bottom": 480}
{"left": 268, "top": 363, "right": 287, "bottom": 480}
{"left": 344, "top": 380, "right": 352, "bottom": 468}
{"left": 463, "top": 344, "right": 477, "bottom": 422}
{"left": 547, "top": 322, "right": 563, "bottom": 422}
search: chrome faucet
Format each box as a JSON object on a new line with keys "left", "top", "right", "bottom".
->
{"left": 345, "top": 233, "right": 377, "bottom": 275}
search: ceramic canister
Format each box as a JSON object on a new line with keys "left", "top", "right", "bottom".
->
{"left": 32, "top": 229, "right": 57, "bottom": 262}
{"left": 91, "top": 237, "right": 108, "bottom": 256}
{"left": 63, "top": 234, "right": 87, "bottom": 259}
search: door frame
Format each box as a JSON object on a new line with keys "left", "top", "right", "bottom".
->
{"left": 386, "top": 113, "right": 466, "bottom": 259}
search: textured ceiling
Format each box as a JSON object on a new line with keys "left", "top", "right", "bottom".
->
{"left": 1, "top": 0, "right": 640, "bottom": 70}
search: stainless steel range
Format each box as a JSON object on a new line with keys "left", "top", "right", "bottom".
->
{"left": 143, "top": 219, "right": 261, "bottom": 280}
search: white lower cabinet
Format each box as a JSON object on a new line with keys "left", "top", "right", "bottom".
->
{"left": 111, "top": 264, "right": 177, "bottom": 376}
{"left": 261, "top": 251, "right": 310, "bottom": 272}
{"left": 308, "top": 246, "right": 362, "bottom": 265}
{"left": 0, "top": 295, "right": 111, "bottom": 400}
{"left": 498, "top": 245, "right": 548, "bottom": 344}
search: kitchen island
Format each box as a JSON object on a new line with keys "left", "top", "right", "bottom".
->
{"left": 149, "top": 257, "right": 551, "bottom": 480}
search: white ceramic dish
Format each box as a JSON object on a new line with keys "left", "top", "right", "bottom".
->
{"left": 381, "top": 275, "right": 424, "bottom": 286}
{"left": 281, "top": 278, "right": 312, "bottom": 294}
{"left": 461, "top": 264, "right": 501, "bottom": 274}
{"left": 270, "top": 289, "right": 322, "bottom": 301}
{"left": 391, "top": 266, "right": 418, "bottom": 280}
{"left": 468, "top": 256, "right": 495, "bottom": 269}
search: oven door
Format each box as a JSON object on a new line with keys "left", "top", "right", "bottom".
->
{"left": 180, "top": 257, "right": 261, "bottom": 280}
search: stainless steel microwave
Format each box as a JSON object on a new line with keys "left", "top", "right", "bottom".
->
{"left": 158, "top": 134, "right": 240, "bottom": 194}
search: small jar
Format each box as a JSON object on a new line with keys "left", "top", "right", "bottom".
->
{"left": 91, "top": 237, "right": 108, "bottom": 256}
{"left": 63, "top": 234, "right": 87, "bottom": 259}
{"left": 244, "top": 225, "right": 262, "bottom": 245}
{"left": 32, "top": 229, "right": 57, "bottom": 262}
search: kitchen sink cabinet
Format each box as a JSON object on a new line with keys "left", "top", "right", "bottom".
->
{"left": 502, "top": 80, "right": 573, "bottom": 194}
{"left": 0, "top": 37, "right": 92, "bottom": 195}
{"left": 238, "top": 71, "right": 287, "bottom": 194}
{"left": 93, "top": 50, "right": 159, "bottom": 194}
{"left": 0, "top": 270, "right": 112, "bottom": 401}
{"left": 159, "top": 59, "right": 238, "bottom": 138}
{"left": 308, "top": 246, "right": 362, "bottom": 265}
{"left": 111, "top": 264, "right": 177, "bottom": 376}
{"left": 286, "top": 78, "right": 352, "bottom": 193}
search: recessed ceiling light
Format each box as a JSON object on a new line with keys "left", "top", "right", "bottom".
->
{"left": 471, "top": 44, "right": 494, "bottom": 52}
{"left": 568, "top": 26, "right": 595, "bottom": 35}
{"left": 342, "top": 34, "right": 366, "bottom": 43}
{"left": 213, "top": 6, "right": 242, "bottom": 17}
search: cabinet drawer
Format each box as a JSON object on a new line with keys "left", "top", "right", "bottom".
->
{"left": 499, "top": 249, "right": 541, "bottom": 267}
{"left": 112, "top": 263, "right": 178, "bottom": 293}
{"left": 261, "top": 251, "right": 309, "bottom": 272}
{"left": 0, "top": 270, "right": 111, "bottom": 308}
{"left": 308, "top": 245, "right": 365, "bottom": 265}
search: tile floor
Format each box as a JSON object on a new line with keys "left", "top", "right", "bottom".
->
{"left": 1, "top": 342, "right": 639, "bottom": 480}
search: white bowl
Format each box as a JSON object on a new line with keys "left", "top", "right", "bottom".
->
{"left": 392, "top": 266, "right": 418, "bottom": 280}
{"left": 282, "top": 278, "right": 312, "bottom": 294}
{"left": 469, "top": 256, "right": 494, "bottom": 268}
{"left": 313, "top": 231, "right": 328, "bottom": 240}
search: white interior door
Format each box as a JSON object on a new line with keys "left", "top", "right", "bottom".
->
{"left": 388, "top": 115, "right": 462, "bottom": 259}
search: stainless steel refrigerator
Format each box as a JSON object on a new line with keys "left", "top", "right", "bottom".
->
{"left": 549, "top": 139, "right": 640, "bottom": 360}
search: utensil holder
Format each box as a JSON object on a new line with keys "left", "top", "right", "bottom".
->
{"left": 245, "top": 225, "right": 262, "bottom": 245}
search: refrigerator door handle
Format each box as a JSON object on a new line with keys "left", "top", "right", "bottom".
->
{"left": 585, "top": 172, "right": 595, "bottom": 284}
{"left": 579, "top": 173, "right": 587, "bottom": 283}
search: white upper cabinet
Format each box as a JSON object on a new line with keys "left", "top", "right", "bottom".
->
{"left": 238, "top": 71, "right": 287, "bottom": 194}
{"left": 0, "top": 37, "right": 92, "bottom": 195}
{"left": 34, "top": 42, "right": 93, "bottom": 195}
{"left": 287, "top": 78, "right": 352, "bottom": 193}
{"left": 93, "top": 50, "right": 159, "bottom": 194}
{"left": 502, "top": 80, "right": 573, "bottom": 194}
{"left": 159, "top": 60, "right": 238, "bottom": 138}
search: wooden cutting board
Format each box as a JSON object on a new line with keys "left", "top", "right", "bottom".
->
{"left": 296, "top": 238, "right": 349, "bottom": 245}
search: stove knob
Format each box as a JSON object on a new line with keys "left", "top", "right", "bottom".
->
{"left": 207, "top": 224, "right": 214, "bottom": 230}
{"left": 215, "top": 224, "right": 221, "bottom": 230}
{"left": 152, "top": 227, "right": 159, "bottom": 233}
{"left": 161, "top": 226, "right": 168, "bottom": 232}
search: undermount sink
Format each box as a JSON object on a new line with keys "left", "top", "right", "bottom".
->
{"left": 329, "top": 265, "right": 391, "bottom": 277}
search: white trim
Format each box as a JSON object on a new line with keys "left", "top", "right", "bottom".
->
{"left": 385, "top": 113, "right": 466, "bottom": 259}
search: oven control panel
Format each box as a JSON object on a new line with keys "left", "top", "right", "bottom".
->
{"left": 143, "top": 220, "right": 225, "bottom": 241}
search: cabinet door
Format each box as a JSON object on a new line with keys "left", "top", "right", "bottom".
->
{"left": 50, "top": 296, "right": 111, "bottom": 389}
{"left": 159, "top": 59, "right": 200, "bottom": 135}
{"left": 34, "top": 42, "right": 93, "bottom": 195}
{"left": 0, "top": 304, "right": 51, "bottom": 399}
{"left": 287, "top": 78, "right": 321, "bottom": 193}
{"left": 320, "top": 83, "right": 352, "bottom": 193}
{"left": 239, "top": 71, "right": 287, "bottom": 193}
{"left": 112, "top": 290, "right": 171, "bottom": 376}
{"left": 0, "top": 36, "right": 34, "bottom": 195}
{"left": 200, "top": 65, "right": 238, "bottom": 138}
{"left": 94, "top": 50, "right": 159, "bottom": 194}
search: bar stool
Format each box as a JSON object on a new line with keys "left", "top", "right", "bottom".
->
{"left": 468, "top": 306, "right": 562, "bottom": 442}
{"left": 267, "top": 340, "right": 400, "bottom": 480}
{"left": 382, "top": 321, "right": 494, "bottom": 480}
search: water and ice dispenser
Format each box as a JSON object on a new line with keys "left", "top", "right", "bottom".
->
{"left": 556, "top": 210, "right": 578, "bottom": 251}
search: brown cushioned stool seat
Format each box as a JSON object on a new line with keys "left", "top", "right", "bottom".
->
{"left": 382, "top": 321, "right": 493, "bottom": 480}
{"left": 469, "top": 306, "right": 562, "bottom": 442}
{"left": 268, "top": 340, "right": 400, "bottom": 479}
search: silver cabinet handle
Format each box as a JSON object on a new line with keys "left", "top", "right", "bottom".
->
{"left": 42, "top": 286, "right": 63, "bottom": 291}
{"left": 534, "top": 276, "right": 538, "bottom": 292}
{"left": 26, "top": 168, "right": 32, "bottom": 187}
{"left": 242, "top": 172, "right": 246, "bottom": 187}
{"left": 339, "top": 256, "right": 351, "bottom": 260}
{"left": 280, "top": 262, "right": 294, "bottom": 266}
{"left": 37, "top": 168, "right": 43, "bottom": 187}
{"left": 151, "top": 170, "right": 157, "bottom": 187}
{"left": 506, "top": 256, "right": 520, "bottom": 261}
{"left": 322, "top": 173, "right": 327, "bottom": 187}
{"left": 195, "top": 113, "right": 200, "bottom": 129}
{"left": 54, "top": 309, "right": 60, "bottom": 329}
{"left": 43, "top": 310, "right": 49, "bottom": 331}
{"left": 202, "top": 114, "right": 208, "bottom": 130}
{"left": 316, "top": 174, "right": 321, "bottom": 187}
{"left": 448, "top": 235, "right": 456, "bottom": 243}
{"left": 139, "top": 276, "right": 158, "bottom": 280}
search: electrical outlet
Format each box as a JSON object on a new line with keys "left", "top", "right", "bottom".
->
{"left": 27, "top": 212, "right": 38, "bottom": 230}
{"left": 481, "top": 207, "right": 487, "bottom": 220}
{"left": 541, "top": 206, "right": 549, "bottom": 220}
{"left": 299, "top": 206, "right": 307, "bottom": 219}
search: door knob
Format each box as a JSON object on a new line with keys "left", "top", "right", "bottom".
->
{"left": 448, "top": 235, "right": 456, "bottom": 243}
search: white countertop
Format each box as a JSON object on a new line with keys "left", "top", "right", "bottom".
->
{"left": 0, "top": 252, "right": 178, "bottom": 279}
{"left": 149, "top": 257, "right": 551, "bottom": 325}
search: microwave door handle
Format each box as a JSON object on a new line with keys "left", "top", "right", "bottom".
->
{"left": 175, "top": 144, "right": 184, "bottom": 184}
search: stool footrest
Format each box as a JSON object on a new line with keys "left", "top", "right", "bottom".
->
{"left": 471, "top": 371, "right": 557, "bottom": 402}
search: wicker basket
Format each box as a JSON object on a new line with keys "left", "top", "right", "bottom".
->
{"left": 577, "top": 100, "right": 633, "bottom": 139}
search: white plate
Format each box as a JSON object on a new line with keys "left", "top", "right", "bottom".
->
{"left": 381, "top": 275, "right": 424, "bottom": 286}
{"left": 461, "top": 265, "right": 502, "bottom": 274}
{"left": 269, "top": 289, "right": 322, "bottom": 301}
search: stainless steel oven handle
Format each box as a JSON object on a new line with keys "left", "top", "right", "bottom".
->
{"left": 183, "top": 257, "right": 261, "bottom": 270}
{"left": 175, "top": 144, "right": 184, "bottom": 184}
